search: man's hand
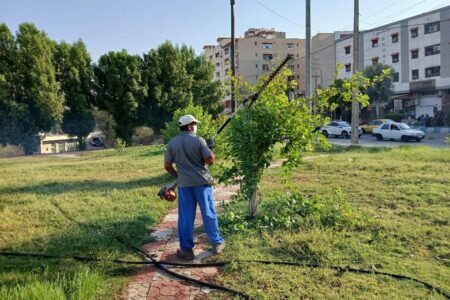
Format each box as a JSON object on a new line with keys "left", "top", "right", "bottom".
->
{"left": 164, "top": 162, "right": 178, "bottom": 178}
{"left": 206, "top": 138, "right": 214, "bottom": 150}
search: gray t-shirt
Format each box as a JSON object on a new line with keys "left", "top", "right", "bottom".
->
{"left": 164, "top": 132, "right": 214, "bottom": 188}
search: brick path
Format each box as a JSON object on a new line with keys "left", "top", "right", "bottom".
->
{"left": 123, "top": 184, "right": 239, "bottom": 300}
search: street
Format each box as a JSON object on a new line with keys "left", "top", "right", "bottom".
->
{"left": 327, "top": 133, "right": 449, "bottom": 148}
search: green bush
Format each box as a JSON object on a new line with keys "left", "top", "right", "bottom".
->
{"left": 114, "top": 138, "right": 126, "bottom": 152}
{"left": 219, "top": 189, "right": 359, "bottom": 234}
{"left": 162, "top": 103, "right": 221, "bottom": 143}
{"left": 384, "top": 112, "right": 403, "bottom": 122}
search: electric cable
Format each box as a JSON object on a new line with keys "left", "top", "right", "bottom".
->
{"left": 1, "top": 251, "right": 449, "bottom": 299}
{"left": 49, "top": 200, "right": 254, "bottom": 299}
{"left": 234, "top": 18, "right": 450, "bottom": 81}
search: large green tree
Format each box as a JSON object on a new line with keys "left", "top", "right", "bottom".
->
{"left": 54, "top": 40, "right": 95, "bottom": 149}
{"left": 181, "top": 46, "right": 223, "bottom": 115}
{"left": 140, "top": 42, "right": 223, "bottom": 132}
{"left": 0, "top": 23, "right": 63, "bottom": 154}
{"left": 0, "top": 24, "right": 19, "bottom": 147}
{"left": 140, "top": 42, "right": 193, "bottom": 132}
{"left": 363, "top": 64, "right": 393, "bottom": 118}
{"left": 94, "top": 50, "right": 146, "bottom": 145}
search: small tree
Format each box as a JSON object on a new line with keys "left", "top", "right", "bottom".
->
{"left": 218, "top": 67, "right": 373, "bottom": 216}
{"left": 363, "top": 64, "right": 393, "bottom": 118}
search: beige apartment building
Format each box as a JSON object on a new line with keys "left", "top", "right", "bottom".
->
{"left": 203, "top": 28, "right": 305, "bottom": 112}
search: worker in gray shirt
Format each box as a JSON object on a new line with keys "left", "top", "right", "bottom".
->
{"left": 164, "top": 115, "right": 224, "bottom": 260}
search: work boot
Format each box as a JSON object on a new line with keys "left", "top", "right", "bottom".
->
{"left": 176, "top": 248, "right": 195, "bottom": 260}
{"left": 212, "top": 242, "right": 225, "bottom": 255}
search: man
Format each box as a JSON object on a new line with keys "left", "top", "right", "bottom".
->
{"left": 164, "top": 114, "right": 225, "bottom": 260}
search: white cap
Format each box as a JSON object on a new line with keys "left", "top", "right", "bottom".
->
{"left": 178, "top": 115, "right": 201, "bottom": 126}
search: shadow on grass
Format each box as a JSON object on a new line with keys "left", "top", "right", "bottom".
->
{"left": 0, "top": 213, "right": 155, "bottom": 287}
{"left": 0, "top": 173, "right": 171, "bottom": 196}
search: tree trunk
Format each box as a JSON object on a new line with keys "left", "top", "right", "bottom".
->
{"left": 248, "top": 186, "right": 259, "bottom": 217}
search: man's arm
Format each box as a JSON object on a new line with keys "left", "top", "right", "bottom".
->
{"left": 204, "top": 152, "right": 215, "bottom": 166}
{"left": 164, "top": 161, "right": 178, "bottom": 178}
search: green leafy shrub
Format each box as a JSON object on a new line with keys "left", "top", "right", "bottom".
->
{"left": 384, "top": 112, "right": 403, "bottom": 122}
{"left": 219, "top": 189, "right": 359, "bottom": 234}
{"left": 114, "top": 138, "right": 126, "bottom": 152}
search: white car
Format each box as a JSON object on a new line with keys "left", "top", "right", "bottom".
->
{"left": 373, "top": 122, "right": 425, "bottom": 142}
{"left": 321, "top": 121, "right": 362, "bottom": 139}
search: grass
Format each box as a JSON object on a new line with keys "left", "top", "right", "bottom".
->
{"left": 1, "top": 144, "right": 449, "bottom": 299}
{"left": 212, "top": 146, "right": 450, "bottom": 299}
{"left": 0, "top": 146, "right": 174, "bottom": 299}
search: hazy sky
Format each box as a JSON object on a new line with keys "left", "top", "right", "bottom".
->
{"left": 1, "top": 0, "right": 449, "bottom": 61}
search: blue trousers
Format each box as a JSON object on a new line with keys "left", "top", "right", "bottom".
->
{"left": 178, "top": 185, "right": 224, "bottom": 250}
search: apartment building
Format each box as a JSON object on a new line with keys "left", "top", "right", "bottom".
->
{"left": 313, "top": 5, "right": 450, "bottom": 118}
{"left": 204, "top": 28, "right": 305, "bottom": 112}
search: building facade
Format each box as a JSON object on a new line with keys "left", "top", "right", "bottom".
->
{"left": 204, "top": 28, "right": 305, "bottom": 112}
{"left": 313, "top": 5, "right": 450, "bottom": 119}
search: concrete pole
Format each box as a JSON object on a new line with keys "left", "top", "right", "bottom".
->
{"left": 305, "top": 0, "right": 311, "bottom": 98}
{"left": 230, "top": 0, "right": 236, "bottom": 112}
{"left": 351, "top": 0, "right": 360, "bottom": 145}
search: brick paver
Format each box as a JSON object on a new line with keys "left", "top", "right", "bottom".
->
{"left": 123, "top": 184, "right": 239, "bottom": 300}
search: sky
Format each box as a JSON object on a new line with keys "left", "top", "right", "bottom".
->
{"left": 1, "top": 0, "right": 449, "bottom": 61}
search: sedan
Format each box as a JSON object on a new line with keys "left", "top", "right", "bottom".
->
{"left": 321, "top": 121, "right": 362, "bottom": 138}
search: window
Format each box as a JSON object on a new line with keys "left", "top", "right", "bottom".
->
{"left": 215, "top": 72, "right": 220, "bottom": 77}
{"left": 255, "top": 64, "right": 258, "bottom": 69}
{"left": 392, "top": 72, "right": 399, "bottom": 82}
{"left": 345, "top": 63, "right": 351, "bottom": 72}
{"left": 263, "top": 54, "right": 273, "bottom": 61}
{"left": 411, "top": 49, "right": 419, "bottom": 59}
{"left": 391, "top": 124, "right": 399, "bottom": 130}
{"left": 425, "top": 44, "right": 440, "bottom": 56}
{"left": 371, "top": 57, "right": 379, "bottom": 65}
{"left": 209, "top": 55, "right": 213, "bottom": 60}
{"left": 287, "top": 43, "right": 294, "bottom": 49}
{"left": 297, "top": 64, "right": 299, "bottom": 68}
{"left": 425, "top": 66, "right": 440, "bottom": 77}
{"left": 391, "top": 33, "right": 399, "bottom": 43}
{"left": 224, "top": 48, "right": 229, "bottom": 55}
{"left": 262, "top": 43, "right": 273, "bottom": 49}
{"left": 391, "top": 53, "right": 399, "bottom": 63}
{"left": 425, "top": 21, "right": 440, "bottom": 34}
{"left": 262, "top": 64, "right": 269, "bottom": 71}
{"left": 381, "top": 124, "right": 390, "bottom": 130}
{"left": 215, "top": 52, "right": 220, "bottom": 58}
{"left": 255, "top": 52, "right": 258, "bottom": 57}
{"left": 371, "top": 38, "right": 379, "bottom": 47}
{"left": 215, "top": 62, "right": 220, "bottom": 67}
{"left": 412, "top": 69, "right": 419, "bottom": 80}
{"left": 410, "top": 27, "right": 418, "bottom": 38}
{"left": 254, "top": 41, "right": 257, "bottom": 46}
{"left": 344, "top": 45, "right": 351, "bottom": 54}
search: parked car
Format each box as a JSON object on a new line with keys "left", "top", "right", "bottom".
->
{"left": 89, "top": 137, "right": 104, "bottom": 147}
{"left": 360, "top": 119, "right": 394, "bottom": 134}
{"left": 372, "top": 122, "right": 425, "bottom": 142}
{"left": 321, "top": 121, "right": 362, "bottom": 138}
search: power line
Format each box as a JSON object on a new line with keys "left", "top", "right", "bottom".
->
{"left": 368, "top": 0, "right": 429, "bottom": 27}
{"left": 252, "top": 0, "right": 305, "bottom": 28}
{"left": 232, "top": 19, "right": 450, "bottom": 80}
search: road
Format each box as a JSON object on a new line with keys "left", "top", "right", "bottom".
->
{"left": 327, "top": 133, "right": 449, "bottom": 148}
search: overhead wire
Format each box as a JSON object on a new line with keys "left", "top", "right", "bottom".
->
{"left": 233, "top": 18, "right": 450, "bottom": 80}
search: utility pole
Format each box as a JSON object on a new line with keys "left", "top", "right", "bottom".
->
{"left": 230, "top": 0, "right": 236, "bottom": 112}
{"left": 351, "top": 0, "right": 359, "bottom": 145}
{"left": 305, "top": 0, "right": 311, "bottom": 98}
